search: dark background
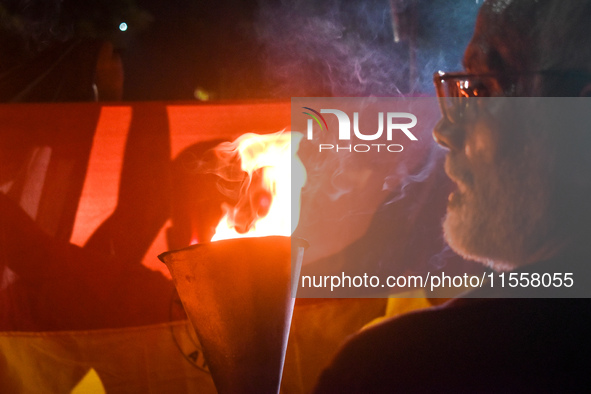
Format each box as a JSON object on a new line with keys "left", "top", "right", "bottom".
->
{"left": 121, "top": 0, "right": 480, "bottom": 100}
{"left": 0, "top": 0, "right": 480, "bottom": 100}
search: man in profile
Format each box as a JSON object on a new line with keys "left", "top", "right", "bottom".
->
{"left": 314, "top": 0, "right": 591, "bottom": 391}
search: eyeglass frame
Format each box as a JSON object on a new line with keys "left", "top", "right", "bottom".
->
{"left": 433, "top": 69, "right": 591, "bottom": 124}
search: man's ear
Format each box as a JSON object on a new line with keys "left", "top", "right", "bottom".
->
{"left": 579, "top": 83, "right": 591, "bottom": 97}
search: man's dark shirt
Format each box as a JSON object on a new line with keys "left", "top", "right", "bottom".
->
{"left": 314, "top": 256, "right": 591, "bottom": 393}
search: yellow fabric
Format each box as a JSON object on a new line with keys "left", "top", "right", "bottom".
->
{"left": 281, "top": 296, "right": 432, "bottom": 393}
{"left": 70, "top": 368, "right": 105, "bottom": 394}
{"left": 282, "top": 298, "right": 387, "bottom": 394}
{"left": 363, "top": 291, "right": 432, "bottom": 328}
{"left": 0, "top": 298, "right": 430, "bottom": 394}
{"left": 0, "top": 321, "right": 216, "bottom": 394}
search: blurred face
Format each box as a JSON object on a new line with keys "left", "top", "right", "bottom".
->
{"left": 433, "top": 1, "right": 565, "bottom": 269}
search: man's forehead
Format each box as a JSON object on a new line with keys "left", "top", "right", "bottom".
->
{"left": 462, "top": 0, "right": 541, "bottom": 72}
{"left": 462, "top": 37, "right": 505, "bottom": 73}
{"left": 462, "top": 17, "right": 511, "bottom": 72}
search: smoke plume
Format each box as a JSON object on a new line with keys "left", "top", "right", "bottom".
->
{"left": 256, "top": 0, "right": 480, "bottom": 96}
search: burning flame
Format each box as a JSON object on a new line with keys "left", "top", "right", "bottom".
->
{"left": 211, "top": 131, "right": 306, "bottom": 241}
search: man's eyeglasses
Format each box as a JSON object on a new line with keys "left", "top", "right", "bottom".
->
{"left": 433, "top": 70, "right": 591, "bottom": 124}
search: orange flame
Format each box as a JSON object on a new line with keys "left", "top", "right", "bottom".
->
{"left": 211, "top": 131, "right": 306, "bottom": 241}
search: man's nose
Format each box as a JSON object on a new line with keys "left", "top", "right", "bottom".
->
{"left": 433, "top": 118, "right": 464, "bottom": 151}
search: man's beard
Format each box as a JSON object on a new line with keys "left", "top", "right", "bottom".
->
{"left": 442, "top": 145, "right": 556, "bottom": 270}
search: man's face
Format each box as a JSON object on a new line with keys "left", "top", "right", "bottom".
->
{"left": 433, "top": 0, "right": 564, "bottom": 269}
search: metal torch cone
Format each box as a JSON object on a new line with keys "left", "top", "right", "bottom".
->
{"left": 158, "top": 236, "right": 306, "bottom": 394}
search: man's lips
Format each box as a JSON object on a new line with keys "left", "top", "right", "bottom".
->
{"left": 447, "top": 183, "right": 465, "bottom": 207}
{"left": 444, "top": 156, "right": 471, "bottom": 206}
